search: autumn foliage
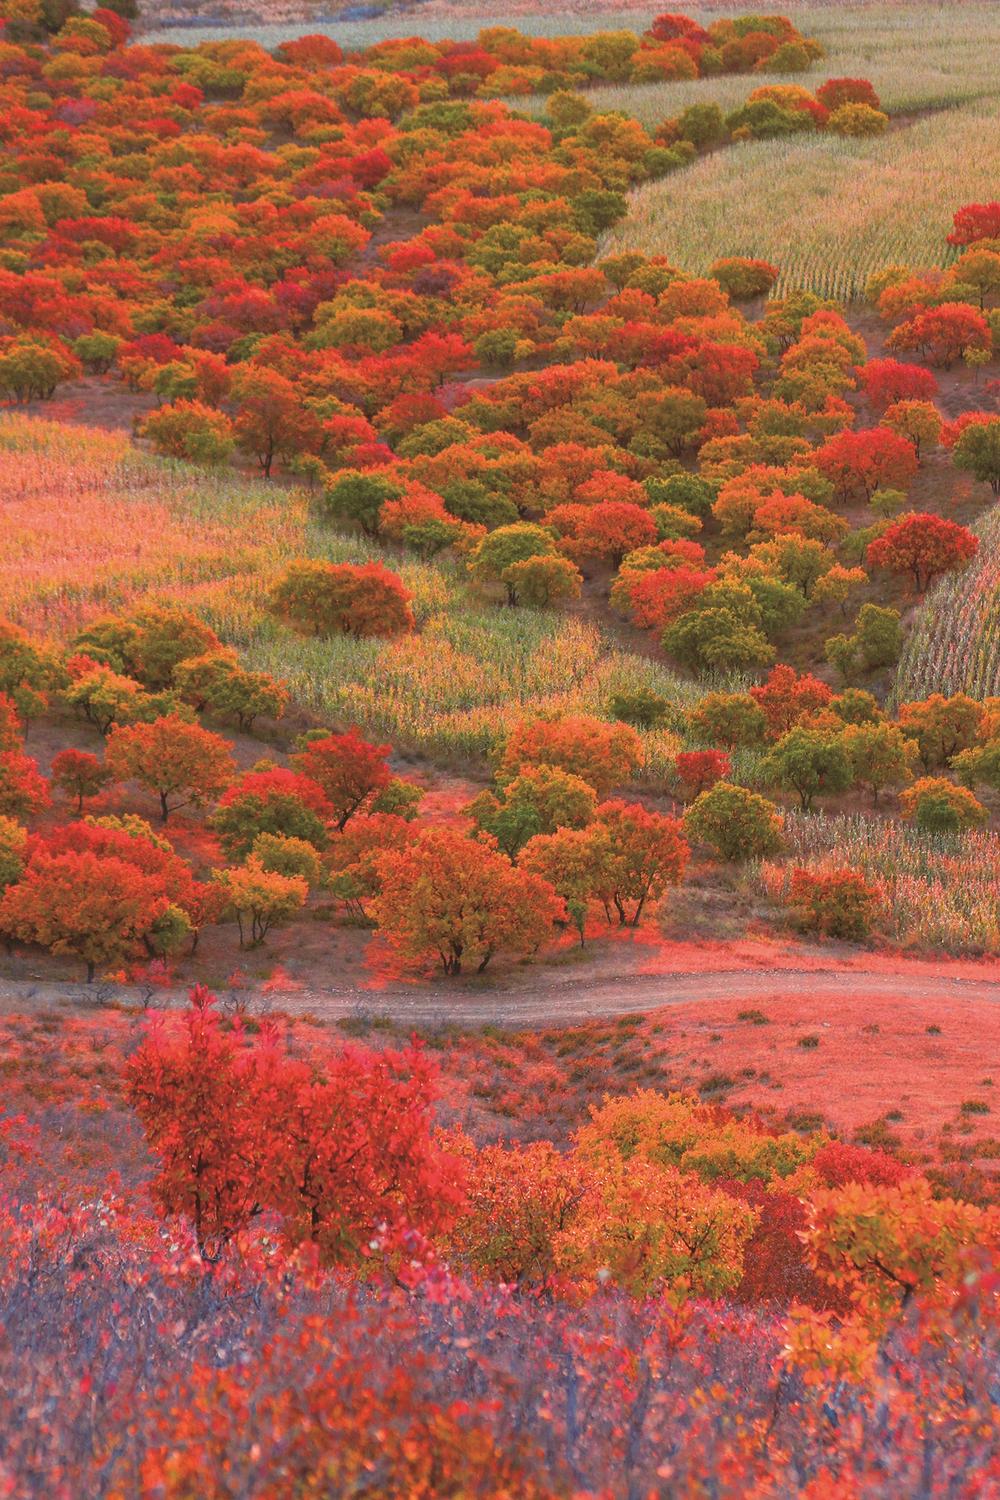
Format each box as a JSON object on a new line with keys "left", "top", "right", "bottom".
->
{"left": 125, "top": 985, "right": 464, "bottom": 1260}
{"left": 2, "top": 11, "right": 1000, "bottom": 1490}
{"left": 866, "top": 513, "right": 978, "bottom": 592}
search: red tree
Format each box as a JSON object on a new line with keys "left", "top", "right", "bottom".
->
{"left": 649, "top": 13, "right": 710, "bottom": 43}
{"left": 569, "top": 502, "right": 658, "bottom": 566}
{"left": 811, "top": 1141, "right": 911, "bottom": 1189}
{"left": 502, "top": 715, "right": 643, "bottom": 797}
{"left": 948, "top": 201, "right": 1000, "bottom": 247}
{"left": 750, "top": 665, "right": 833, "bottom": 739}
{"left": 373, "top": 826, "right": 563, "bottom": 975}
{"left": 674, "top": 749, "right": 730, "bottom": 797}
{"left": 124, "top": 984, "right": 464, "bottom": 1260}
{"left": 887, "top": 303, "right": 991, "bottom": 367}
{"left": 866, "top": 513, "right": 978, "bottom": 592}
{"left": 617, "top": 566, "right": 714, "bottom": 630}
{"left": 232, "top": 365, "right": 320, "bottom": 479}
{"left": 0, "top": 750, "right": 49, "bottom": 820}
{"left": 0, "top": 692, "right": 20, "bottom": 752}
{"left": 858, "top": 358, "right": 939, "bottom": 413}
{"left": 814, "top": 428, "right": 918, "bottom": 501}
{"left": 816, "top": 78, "right": 881, "bottom": 111}
{"left": 35, "top": 820, "right": 218, "bottom": 948}
{"left": 292, "top": 729, "right": 392, "bottom": 831}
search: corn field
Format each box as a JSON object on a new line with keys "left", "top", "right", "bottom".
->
{"left": 757, "top": 812, "right": 1000, "bottom": 954}
{"left": 161, "top": 5, "right": 1000, "bottom": 120}
{"left": 216, "top": 601, "right": 692, "bottom": 772}
{"left": 0, "top": 414, "right": 307, "bottom": 639}
{"left": 893, "top": 505, "right": 1000, "bottom": 704}
{"left": 0, "top": 414, "right": 698, "bottom": 771}
{"left": 605, "top": 98, "right": 1000, "bottom": 301}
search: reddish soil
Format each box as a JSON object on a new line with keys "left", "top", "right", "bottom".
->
{"left": 4, "top": 956, "right": 1000, "bottom": 1174}
{"left": 432, "top": 982, "right": 1000, "bottom": 1163}
{"left": 12, "top": 377, "right": 156, "bottom": 435}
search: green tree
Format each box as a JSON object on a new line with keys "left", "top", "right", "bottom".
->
{"left": 608, "top": 688, "right": 672, "bottom": 730}
{"left": 687, "top": 692, "right": 768, "bottom": 748}
{"left": 643, "top": 473, "right": 716, "bottom": 518}
{"left": 635, "top": 387, "right": 708, "bottom": 457}
{"left": 469, "top": 524, "right": 559, "bottom": 605}
{"left": 751, "top": 535, "right": 838, "bottom": 599}
{"left": 763, "top": 726, "right": 853, "bottom": 811}
{"left": 502, "top": 556, "right": 582, "bottom": 607}
{"left": 683, "top": 782, "right": 784, "bottom": 861}
{"left": 467, "top": 765, "right": 597, "bottom": 858}
{"left": 840, "top": 721, "right": 916, "bottom": 805}
{"left": 320, "top": 470, "right": 404, "bottom": 537}
{"left": 953, "top": 418, "right": 1000, "bottom": 496}
{"left": 663, "top": 606, "right": 774, "bottom": 674}
{"left": 952, "top": 738, "right": 1000, "bottom": 793}
{"left": 826, "top": 605, "right": 903, "bottom": 682}
{"left": 139, "top": 401, "right": 235, "bottom": 466}
{"left": 899, "top": 776, "right": 988, "bottom": 833}
{"left": 951, "top": 248, "right": 1000, "bottom": 310}
{"left": 250, "top": 833, "right": 322, "bottom": 886}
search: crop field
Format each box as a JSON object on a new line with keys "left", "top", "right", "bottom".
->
{"left": 6, "top": 7, "right": 1000, "bottom": 1493}
{"left": 894, "top": 504, "right": 1000, "bottom": 703}
{"left": 0, "top": 415, "right": 308, "bottom": 638}
{"left": 154, "top": 2, "right": 1000, "bottom": 99}
{"left": 759, "top": 814, "right": 1000, "bottom": 955}
{"left": 159, "top": 5, "right": 1000, "bottom": 116}
{"left": 230, "top": 604, "right": 692, "bottom": 771}
{"left": 154, "top": 4, "right": 656, "bottom": 48}
{"left": 515, "top": 5, "right": 1000, "bottom": 124}
{"left": 0, "top": 415, "right": 693, "bottom": 771}
{"left": 605, "top": 98, "right": 1000, "bottom": 301}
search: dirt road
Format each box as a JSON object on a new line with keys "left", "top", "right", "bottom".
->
{"left": 4, "top": 965, "right": 1000, "bottom": 1030}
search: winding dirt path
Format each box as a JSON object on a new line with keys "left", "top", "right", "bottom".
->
{"left": 5, "top": 965, "right": 1000, "bottom": 1030}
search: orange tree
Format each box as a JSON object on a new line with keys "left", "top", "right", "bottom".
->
{"left": 373, "top": 825, "right": 563, "bottom": 975}
{"left": 0, "top": 848, "right": 183, "bottom": 982}
{"left": 593, "top": 799, "right": 689, "bottom": 926}
{"left": 105, "top": 714, "right": 235, "bottom": 823}
{"left": 500, "top": 714, "right": 642, "bottom": 797}
{"left": 803, "top": 1178, "right": 1000, "bottom": 1320}
{"left": 269, "top": 560, "right": 415, "bottom": 638}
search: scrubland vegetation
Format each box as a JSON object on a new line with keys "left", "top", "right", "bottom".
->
{"left": 2, "top": 0, "right": 1000, "bottom": 1492}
